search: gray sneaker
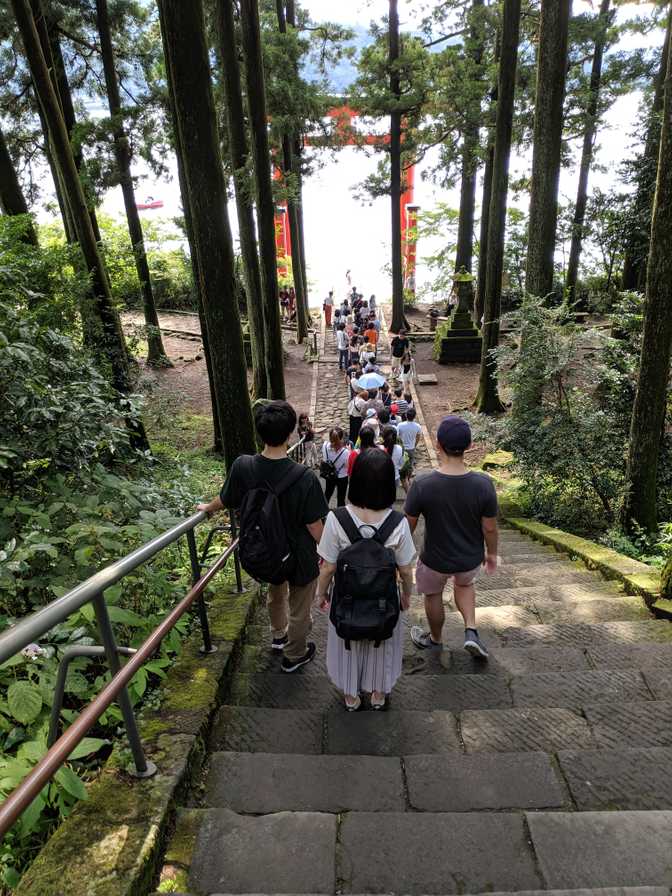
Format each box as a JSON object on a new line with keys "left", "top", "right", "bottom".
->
{"left": 410, "top": 626, "right": 443, "bottom": 651}
{"left": 464, "top": 629, "right": 489, "bottom": 660}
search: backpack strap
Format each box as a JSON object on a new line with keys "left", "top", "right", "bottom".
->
{"left": 372, "top": 510, "right": 404, "bottom": 546}
{"left": 333, "top": 507, "right": 362, "bottom": 545}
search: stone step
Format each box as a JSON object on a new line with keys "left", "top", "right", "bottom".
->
{"left": 499, "top": 620, "right": 672, "bottom": 648}
{"left": 510, "top": 669, "right": 652, "bottom": 711}
{"left": 532, "top": 596, "right": 650, "bottom": 625}
{"left": 583, "top": 700, "right": 672, "bottom": 748}
{"left": 228, "top": 671, "right": 513, "bottom": 712}
{"left": 478, "top": 567, "right": 619, "bottom": 592}
{"left": 461, "top": 706, "right": 598, "bottom": 753}
{"left": 557, "top": 747, "right": 672, "bottom": 810}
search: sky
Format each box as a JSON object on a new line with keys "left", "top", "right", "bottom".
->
{"left": 91, "top": 1, "right": 665, "bottom": 307}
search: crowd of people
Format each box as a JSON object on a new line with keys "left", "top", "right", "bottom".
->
{"left": 198, "top": 399, "right": 499, "bottom": 712}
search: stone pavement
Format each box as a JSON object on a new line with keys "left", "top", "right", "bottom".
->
{"left": 159, "top": 313, "right": 672, "bottom": 895}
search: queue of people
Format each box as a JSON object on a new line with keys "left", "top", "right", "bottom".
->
{"left": 198, "top": 400, "right": 498, "bottom": 711}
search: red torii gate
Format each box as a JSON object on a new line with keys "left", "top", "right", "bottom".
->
{"left": 274, "top": 104, "right": 419, "bottom": 296}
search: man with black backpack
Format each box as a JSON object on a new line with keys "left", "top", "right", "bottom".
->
{"left": 197, "top": 402, "right": 328, "bottom": 672}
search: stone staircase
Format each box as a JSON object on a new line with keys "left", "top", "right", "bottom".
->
{"left": 161, "top": 527, "right": 672, "bottom": 895}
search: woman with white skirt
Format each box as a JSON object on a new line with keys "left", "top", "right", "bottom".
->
{"left": 315, "top": 448, "right": 416, "bottom": 711}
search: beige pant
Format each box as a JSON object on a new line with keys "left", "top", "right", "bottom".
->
{"left": 267, "top": 578, "right": 317, "bottom": 661}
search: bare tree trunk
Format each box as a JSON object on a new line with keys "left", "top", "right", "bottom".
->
{"left": 158, "top": 0, "right": 255, "bottom": 466}
{"left": 525, "top": 0, "right": 571, "bottom": 299}
{"left": 0, "top": 122, "right": 38, "bottom": 245}
{"left": 475, "top": 32, "right": 500, "bottom": 327}
{"left": 455, "top": 0, "right": 484, "bottom": 304}
{"left": 95, "top": 0, "right": 170, "bottom": 368}
{"left": 389, "top": 0, "right": 405, "bottom": 333}
{"left": 12, "top": 0, "right": 143, "bottom": 440}
{"left": 476, "top": 0, "right": 521, "bottom": 414}
{"left": 565, "top": 0, "right": 611, "bottom": 304}
{"left": 214, "top": 0, "right": 268, "bottom": 399}
{"left": 239, "top": 0, "right": 286, "bottom": 399}
{"left": 622, "top": 12, "right": 672, "bottom": 533}
{"left": 621, "top": 13, "right": 671, "bottom": 292}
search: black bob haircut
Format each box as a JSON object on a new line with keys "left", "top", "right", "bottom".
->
{"left": 254, "top": 400, "right": 297, "bottom": 447}
{"left": 347, "top": 447, "right": 397, "bottom": 510}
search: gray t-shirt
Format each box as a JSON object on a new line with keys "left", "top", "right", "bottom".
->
{"left": 404, "top": 470, "right": 498, "bottom": 574}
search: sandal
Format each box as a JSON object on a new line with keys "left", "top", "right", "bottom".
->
{"left": 371, "top": 691, "right": 386, "bottom": 710}
{"left": 345, "top": 695, "right": 361, "bottom": 712}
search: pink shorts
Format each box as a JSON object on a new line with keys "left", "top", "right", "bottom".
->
{"left": 415, "top": 558, "right": 481, "bottom": 595}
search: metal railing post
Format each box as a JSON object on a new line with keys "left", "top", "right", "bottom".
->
{"left": 186, "top": 529, "right": 216, "bottom": 655}
{"left": 229, "top": 514, "right": 245, "bottom": 594}
{"left": 92, "top": 593, "right": 156, "bottom": 778}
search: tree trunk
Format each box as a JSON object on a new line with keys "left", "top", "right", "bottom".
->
{"left": 239, "top": 0, "right": 286, "bottom": 399}
{"left": 214, "top": 0, "right": 268, "bottom": 399}
{"left": 622, "top": 13, "right": 672, "bottom": 533}
{"left": 12, "top": 0, "right": 143, "bottom": 444}
{"left": 525, "top": 0, "right": 571, "bottom": 299}
{"left": 455, "top": 0, "right": 484, "bottom": 304}
{"left": 389, "top": 0, "right": 405, "bottom": 333}
{"left": 31, "top": 0, "right": 103, "bottom": 246}
{"left": 0, "top": 122, "right": 38, "bottom": 245}
{"left": 158, "top": 0, "right": 255, "bottom": 466}
{"left": 95, "top": 0, "right": 170, "bottom": 368}
{"left": 274, "top": 1, "right": 308, "bottom": 342}
{"left": 621, "top": 13, "right": 671, "bottom": 292}
{"left": 476, "top": 0, "right": 522, "bottom": 414}
{"left": 286, "top": 0, "right": 309, "bottom": 312}
{"left": 565, "top": 0, "right": 611, "bottom": 304}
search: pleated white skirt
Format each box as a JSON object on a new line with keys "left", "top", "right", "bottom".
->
{"left": 326, "top": 614, "right": 405, "bottom": 697}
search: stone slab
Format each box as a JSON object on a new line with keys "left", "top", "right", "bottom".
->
{"left": 534, "top": 597, "right": 651, "bottom": 624}
{"left": 461, "top": 706, "right": 596, "bottom": 753}
{"left": 229, "top": 673, "right": 341, "bottom": 710}
{"left": 511, "top": 670, "right": 651, "bottom": 710}
{"left": 587, "top": 644, "right": 672, "bottom": 670}
{"left": 188, "top": 808, "right": 336, "bottom": 895}
{"left": 391, "top": 673, "right": 511, "bottom": 711}
{"left": 416, "top": 373, "right": 438, "bottom": 384}
{"left": 338, "top": 812, "right": 541, "bottom": 894}
{"left": 500, "top": 621, "right": 672, "bottom": 648}
{"left": 468, "top": 647, "right": 590, "bottom": 677}
{"left": 468, "top": 586, "right": 549, "bottom": 607}
{"left": 405, "top": 752, "right": 565, "bottom": 811}
{"left": 583, "top": 700, "right": 672, "bottom": 748}
{"left": 205, "top": 752, "right": 404, "bottom": 812}
{"left": 642, "top": 668, "right": 672, "bottom": 700}
{"left": 326, "top": 707, "right": 461, "bottom": 755}
{"left": 210, "top": 706, "right": 323, "bottom": 754}
{"left": 558, "top": 747, "right": 672, "bottom": 810}
{"left": 527, "top": 811, "right": 672, "bottom": 888}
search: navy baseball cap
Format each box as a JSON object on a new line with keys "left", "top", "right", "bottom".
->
{"left": 437, "top": 415, "right": 472, "bottom": 452}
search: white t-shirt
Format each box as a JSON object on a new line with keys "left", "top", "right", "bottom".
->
{"left": 324, "top": 294, "right": 333, "bottom": 306}
{"left": 322, "top": 443, "right": 350, "bottom": 478}
{"left": 318, "top": 505, "right": 416, "bottom": 567}
{"left": 397, "top": 420, "right": 421, "bottom": 450}
{"left": 336, "top": 329, "right": 348, "bottom": 350}
{"left": 387, "top": 444, "right": 404, "bottom": 482}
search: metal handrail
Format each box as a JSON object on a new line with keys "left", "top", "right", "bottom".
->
{"left": 0, "top": 439, "right": 306, "bottom": 840}
{"left": 0, "top": 541, "right": 236, "bottom": 839}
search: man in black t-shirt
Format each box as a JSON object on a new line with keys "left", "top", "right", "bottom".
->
{"left": 391, "top": 329, "right": 410, "bottom": 373}
{"left": 405, "top": 416, "right": 499, "bottom": 660}
{"left": 198, "top": 402, "right": 328, "bottom": 672}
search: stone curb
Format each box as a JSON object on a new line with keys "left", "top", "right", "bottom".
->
{"left": 15, "top": 580, "right": 258, "bottom": 896}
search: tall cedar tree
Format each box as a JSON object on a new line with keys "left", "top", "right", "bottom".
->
{"left": 275, "top": 0, "right": 309, "bottom": 343}
{"left": 31, "top": 0, "right": 103, "bottom": 244}
{"left": 454, "top": 0, "right": 484, "bottom": 296}
{"left": 285, "top": 0, "right": 309, "bottom": 313}
{"left": 214, "top": 0, "right": 268, "bottom": 398}
{"left": 476, "top": 0, "right": 521, "bottom": 414}
{"left": 525, "top": 0, "right": 571, "bottom": 299}
{"left": 389, "top": 0, "right": 405, "bottom": 333}
{"left": 94, "top": 0, "right": 170, "bottom": 368}
{"left": 158, "top": 12, "right": 222, "bottom": 451}
{"left": 0, "top": 121, "right": 38, "bottom": 244}
{"left": 565, "top": 0, "right": 611, "bottom": 303}
{"left": 11, "top": 0, "right": 150, "bottom": 453}
{"left": 158, "top": 0, "right": 255, "bottom": 465}
{"left": 240, "top": 0, "right": 286, "bottom": 398}
{"left": 621, "top": 13, "right": 671, "bottom": 292}
{"left": 622, "top": 10, "right": 672, "bottom": 532}
{"left": 475, "top": 32, "right": 500, "bottom": 327}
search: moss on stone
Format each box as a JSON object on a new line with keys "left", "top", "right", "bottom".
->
{"left": 163, "top": 809, "right": 201, "bottom": 869}
{"left": 662, "top": 556, "right": 672, "bottom": 599}
{"left": 481, "top": 450, "right": 514, "bottom": 470}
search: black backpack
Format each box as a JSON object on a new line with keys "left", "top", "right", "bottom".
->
{"left": 237, "top": 457, "right": 308, "bottom": 585}
{"left": 329, "top": 507, "right": 403, "bottom": 649}
{"left": 320, "top": 448, "right": 346, "bottom": 485}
